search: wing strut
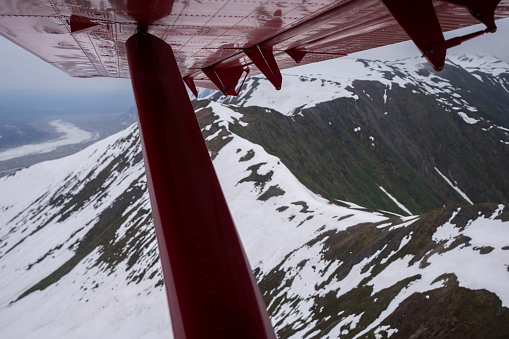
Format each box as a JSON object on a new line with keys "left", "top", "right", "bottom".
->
{"left": 244, "top": 45, "right": 282, "bottom": 90}
{"left": 383, "top": 0, "right": 500, "bottom": 71}
{"left": 126, "top": 32, "right": 276, "bottom": 339}
{"left": 202, "top": 65, "right": 249, "bottom": 96}
{"left": 183, "top": 76, "right": 199, "bottom": 98}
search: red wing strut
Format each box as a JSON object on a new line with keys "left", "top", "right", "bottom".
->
{"left": 126, "top": 32, "right": 275, "bottom": 338}
{"left": 383, "top": 0, "right": 502, "bottom": 71}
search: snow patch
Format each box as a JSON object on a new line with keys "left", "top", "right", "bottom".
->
{"left": 378, "top": 186, "right": 412, "bottom": 215}
{"left": 434, "top": 167, "right": 473, "bottom": 204}
{"left": 457, "top": 112, "right": 479, "bottom": 124}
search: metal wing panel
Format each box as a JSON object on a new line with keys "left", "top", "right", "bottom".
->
{"left": 0, "top": 16, "right": 105, "bottom": 77}
{"left": 0, "top": 0, "right": 57, "bottom": 16}
{"left": 1, "top": 0, "right": 509, "bottom": 82}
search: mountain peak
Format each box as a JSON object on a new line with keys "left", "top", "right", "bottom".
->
{"left": 217, "top": 52, "right": 509, "bottom": 117}
{"left": 447, "top": 53, "right": 509, "bottom": 76}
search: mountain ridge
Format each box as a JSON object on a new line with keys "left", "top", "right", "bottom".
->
{"left": 212, "top": 53, "right": 509, "bottom": 215}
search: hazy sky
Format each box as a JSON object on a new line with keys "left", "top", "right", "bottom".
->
{"left": 0, "top": 39, "right": 132, "bottom": 91}
{"left": 0, "top": 17, "right": 508, "bottom": 91}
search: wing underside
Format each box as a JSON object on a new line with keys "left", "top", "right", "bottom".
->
{"left": 1, "top": 0, "right": 508, "bottom": 92}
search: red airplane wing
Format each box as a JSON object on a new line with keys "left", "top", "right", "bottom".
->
{"left": 1, "top": 0, "right": 508, "bottom": 93}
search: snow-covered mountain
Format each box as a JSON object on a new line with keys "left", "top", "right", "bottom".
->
{"left": 217, "top": 53, "right": 509, "bottom": 215}
{"left": 1, "top": 54, "right": 509, "bottom": 338}
{"left": 219, "top": 53, "right": 509, "bottom": 116}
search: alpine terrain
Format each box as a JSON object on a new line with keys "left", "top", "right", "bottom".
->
{"left": 0, "top": 54, "right": 508, "bottom": 338}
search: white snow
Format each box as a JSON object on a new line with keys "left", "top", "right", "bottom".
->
{"left": 434, "top": 167, "right": 474, "bottom": 204}
{"left": 212, "top": 103, "right": 387, "bottom": 272}
{"left": 472, "top": 74, "right": 483, "bottom": 82}
{"left": 0, "top": 97, "right": 395, "bottom": 338}
{"left": 0, "top": 125, "right": 170, "bottom": 338}
{"left": 208, "top": 101, "right": 248, "bottom": 127}
{"left": 232, "top": 73, "right": 358, "bottom": 116}
{"left": 378, "top": 186, "right": 412, "bottom": 215}
{"left": 324, "top": 312, "right": 364, "bottom": 338}
{"left": 0, "top": 254, "right": 171, "bottom": 339}
{"left": 374, "top": 325, "right": 398, "bottom": 338}
{"left": 205, "top": 129, "right": 222, "bottom": 141}
{"left": 219, "top": 53, "right": 506, "bottom": 124}
{"left": 457, "top": 112, "right": 480, "bottom": 124}
{"left": 357, "top": 207, "right": 509, "bottom": 336}
{"left": 448, "top": 53, "right": 509, "bottom": 77}
{"left": 430, "top": 214, "right": 509, "bottom": 306}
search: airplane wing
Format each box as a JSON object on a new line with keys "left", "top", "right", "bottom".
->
{"left": 1, "top": 0, "right": 509, "bottom": 95}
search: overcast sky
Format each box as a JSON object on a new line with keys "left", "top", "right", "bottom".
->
{"left": 0, "top": 39, "right": 132, "bottom": 91}
{"left": 0, "top": 18, "right": 508, "bottom": 91}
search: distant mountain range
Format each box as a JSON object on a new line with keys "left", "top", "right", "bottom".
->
{"left": 0, "top": 54, "right": 508, "bottom": 338}
{"left": 0, "top": 89, "right": 136, "bottom": 177}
